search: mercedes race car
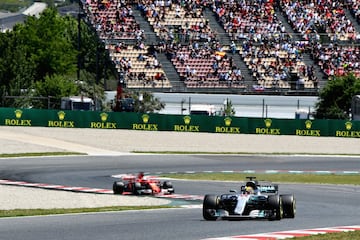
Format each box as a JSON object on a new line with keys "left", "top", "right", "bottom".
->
{"left": 203, "top": 177, "right": 296, "bottom": 221}
{"left": 113, "top": 172, "right": 174, "bottom": 195}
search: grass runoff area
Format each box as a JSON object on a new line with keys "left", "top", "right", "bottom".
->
{"left": 160, "top": 172, "right": 360, "bottom": 185}
{"left": 296, "top": 231, "right": 360, "bottom": 240}
{"left": 0, "top": 206, "right": 173, "bottom": 218}
{"left": 0, "top": 152, "right": 85, "bottom": 158}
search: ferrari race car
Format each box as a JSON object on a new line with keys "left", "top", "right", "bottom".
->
{"left": 203, "top": 177, "right": 296, "bottom": 221}
{"left": 113, "top": 172, "right": 174, "bottom": 195}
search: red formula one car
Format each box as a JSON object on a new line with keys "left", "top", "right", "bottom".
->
{"left": 112, "top": 172, "right": 175, "bottom": 195}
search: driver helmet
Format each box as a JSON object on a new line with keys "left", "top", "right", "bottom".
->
{"left": 138, "top": 172, "right": 144, "bottom": 179}
{"left": 245, "top": 186, "right": 254, "bottom": 194}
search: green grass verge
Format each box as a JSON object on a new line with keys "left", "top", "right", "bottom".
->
{"left": 294, "top": 231, "right": 360, "bottom": 240}
{"left": 0, "top": 152, "right": 85, "bottom": 158}
{"left": 160, "top": 173, "right": 360, "bottom": 185}
{"left": 0, "top": 205, "right": 173, "bottom": 218}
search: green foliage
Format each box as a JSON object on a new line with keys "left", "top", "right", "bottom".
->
{"left": 315, "top": 74, "right": 360, "bottom": 119}
{"left": 0, "top": 8, "right": 78, "bottom": 101}
{"left": 223, "top": 98, "right": 235, "bottom": 116}
{"left": 32, "top": 74, "right": 79, "bottom": 108}
{"left": 0, "top": 6, "right": 117, "bottom": 109}
{"left": 121, "top": 90, "right": 165, "bottom": 113}
{"left": 15, "top": 8, "right": 78, "bottom": 80}
{"left": 34, "top": 74, "right": 78, "bottom": 97}
{"left": 294, "top": 231, "right": 360, "bottom": 240}
{"left": 0, "top": 31, "right": 36, "bottom": 96}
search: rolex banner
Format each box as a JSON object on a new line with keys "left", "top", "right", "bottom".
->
{"left": 0, "top": 108, "right": 359, "bottom": 138}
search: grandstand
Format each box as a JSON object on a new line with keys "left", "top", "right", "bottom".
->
{"left": 81, "top": 0, "right": 360, "bottom": 95}
{"left": 3, "top": 0, "right": 360, "bottom": 95}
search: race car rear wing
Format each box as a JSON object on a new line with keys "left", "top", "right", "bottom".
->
{"left": 240, "top": 184, "right": 278, "bottom": 194}
{"left": 241, "top": 176, "right": 279, "bottom": 194}
{"left": 258, "top": 184, "right": 278, "bottom": 193}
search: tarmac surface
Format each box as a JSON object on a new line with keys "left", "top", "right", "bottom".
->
{"left": 0, "top": 126, "right": 359, "bottom": 210}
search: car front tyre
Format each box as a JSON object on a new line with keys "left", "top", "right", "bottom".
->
{"left": 203, "top": 194, "right": 219, "bottom": 221}
{"left": 162, "top": 181, "right": 175, "bottom": 194}
{"left": 268, "top": 195, "right": 283, "bottom": 220}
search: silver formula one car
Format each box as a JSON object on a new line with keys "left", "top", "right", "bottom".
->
{"left": 203, "top": 177, "right": 296, "bottom": 221}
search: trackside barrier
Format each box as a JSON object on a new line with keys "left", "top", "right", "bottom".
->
{"left": 0, "top": 107, "right": 359, "bottom": 138}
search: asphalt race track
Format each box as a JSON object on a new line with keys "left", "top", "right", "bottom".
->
{"left": 0, "top": 154, "right": 359, "bottom": 240}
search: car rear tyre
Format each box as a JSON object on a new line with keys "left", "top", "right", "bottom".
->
{"left": 281, "top": 194, "right": 296, "bottom": 218}
{"left": 203, "top": 194, "right": 219, "bottom": 221}
{"left": 268, "top": 195, "right": 283, "bottom": 220}
{"left": 113, "top": 181, "right": 124, "bottom": 194}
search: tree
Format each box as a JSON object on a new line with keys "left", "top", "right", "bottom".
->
{"left": 133, "top": 91, "right": 165, "bottom": 113}
{"left": 31, "top": 74, "right": 79, "bottom": 108}
{"left": 0, "top": 6, "right": 116, "bottom": 109}
{"left": 223, "top": 98, "right": 236, "bottom": 116}
{"left": 314, "top": 74, "right": 360, "bottom": 119}
{"left": 14, "top": 8, "right": 77, "bottom": 81}
{"left": 0, "top": 8, "right": 78, "bottom": 104}
{"left": 0, "top": 30, "right": 36, "bottom": 98}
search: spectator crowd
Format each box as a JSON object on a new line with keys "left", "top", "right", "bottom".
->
{"left": 82, "top": 0, "right": 360, "bottom": 91}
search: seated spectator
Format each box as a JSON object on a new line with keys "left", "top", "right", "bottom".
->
{"left": 230, "top": 41, "right": 237, "bottom": 54}
{"left": 137, "top": 53, "right": 146, "bottom": 61}
{"left": 153, "top": 58, "right": 161, "bottom": 68}
{"left": 145, "top": 60, "right": 152, "bottom": 69}
{"left": 155, "top": 72, "right": 165, "bottom": 81}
